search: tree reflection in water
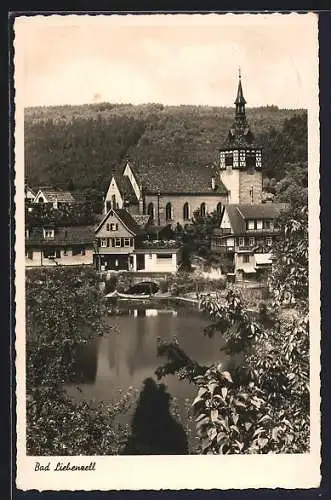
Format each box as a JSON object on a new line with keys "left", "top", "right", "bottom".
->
{"left": 122, "top": 378, "right": 188, "bottom": 455}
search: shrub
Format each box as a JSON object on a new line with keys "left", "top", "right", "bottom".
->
{"left": 159, "top": 279, "right": 170, "bottom": 293}
{"left": 26, "top": 266, "right": 131, "bottom": 455}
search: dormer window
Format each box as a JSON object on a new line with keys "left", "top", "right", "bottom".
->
{"left": 247, "top": 220, "right": 255, "bottom": 230}
{"left": 43, "top": 228, "right": 54, "bottom": 239}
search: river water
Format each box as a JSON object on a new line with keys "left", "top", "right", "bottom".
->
{"left": 66, "top": 301, "right": 232, "bottom": 448}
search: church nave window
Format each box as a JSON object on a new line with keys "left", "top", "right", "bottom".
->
{"left": 183, "top": 202, "right": 190, "bottom": 221}
{"left": 217, "top": 202, "right": 222, "bottom": 215}
{"left": 166, "top": 202, "right": 172, "bottom": 221}
{"left": 200, "top": 202, "right": 206, "bottom": 217}
{"left": 147, "top": 202, "right": 155, "bottom": 220}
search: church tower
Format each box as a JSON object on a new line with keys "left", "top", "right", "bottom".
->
{"left": 219, "top": 71, "right": 262, "bottom": 204}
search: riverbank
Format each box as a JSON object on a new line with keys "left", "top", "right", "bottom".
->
{"left": 104, "top": 290, "right": 264, "bottom": 314}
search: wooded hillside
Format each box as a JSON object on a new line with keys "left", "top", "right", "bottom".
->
{"left": 24, "top": 103, "right": 307, "bottom": 193}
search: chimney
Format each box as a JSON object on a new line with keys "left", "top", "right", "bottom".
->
{"left": 211, "top": 176, "right": 216, "bottom": 190}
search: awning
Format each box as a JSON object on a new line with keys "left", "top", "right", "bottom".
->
{"left": 254, "top": 253, "right": 273, "bottom": 266}
{"left": 237, "top": 265, "right": 256, "bottom": 274}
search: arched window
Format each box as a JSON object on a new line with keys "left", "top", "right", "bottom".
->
{"left": 111, "top": 194, "right": 117, "bottom": 209}
{"left": 217, "top": 202, "right": 222, "bottom": 215}
{"left": 200, "top": 202, "right": 206, "bottom": 217}
{"left": 183, "top": 202, "right": 189, "bottom": 221}
{"left": 38, "top": 196, "right": 44, "bottom": 203}
{"left": 147, "top": 202, "right": 154, "bottom": 220}
{"left": 166, "top": 202, "right": 172, "bottom": 221}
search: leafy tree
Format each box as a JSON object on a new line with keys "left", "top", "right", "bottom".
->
{"left": 155, "top": 202, "right": 310, "bottom": 454}
{"left": 26, "top": 267, "right": 131, "bottom": 455}
{"left": 274, "top": 162, "right": 308, "bottom": 207}
{"left": 182, "top": 209, "right": 222, "bottom": 260}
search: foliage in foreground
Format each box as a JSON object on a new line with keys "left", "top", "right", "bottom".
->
{"left": 156, "top": 204, "right": 310, "bottom": 454}
{"left": 26, "top": 266, "right": 131, "bottom": 455}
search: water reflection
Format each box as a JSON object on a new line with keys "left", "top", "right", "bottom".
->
{"left": 66, "top": 306, "right": 231, "bottom": 417}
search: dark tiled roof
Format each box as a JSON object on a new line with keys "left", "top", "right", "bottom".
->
{"left": 114, "top": 209, "right": 141, "bottom": 234}
{"left": 26, "top": 225, "right": 94, "bottom": 247}
{"left": 128, "top": 162, "right": 228, "bottom": 195}
{"left": 36, "top": 189, "right": 87, "bottom": 203}
{"left": 114, "top": 175, "right": 139, "bottom": 203}
{"left": 237, "top": 203, "right": 289, "bottom": 219}
{"left": 225, "top": 205, "right": 246, "bottom": 234}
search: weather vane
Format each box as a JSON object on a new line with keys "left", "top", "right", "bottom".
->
{"left": 239, "top": 66, "right": 241, "bottom": 79}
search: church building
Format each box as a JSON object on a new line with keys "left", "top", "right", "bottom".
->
{"left": 104, "top": 73, "right": 263, "bottom": 228}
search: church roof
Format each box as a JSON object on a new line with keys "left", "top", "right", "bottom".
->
{"left": 126, "top": 162, "right": 228, "bottom": 195}
{"left": 114, "top": 174, "right": 139, "bottom": 204}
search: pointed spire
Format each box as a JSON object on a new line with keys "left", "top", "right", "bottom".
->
{"left": 234, "top": 69, "right": 246, "bottom": 106}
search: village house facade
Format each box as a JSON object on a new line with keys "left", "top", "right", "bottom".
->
{"left": 94, "top": 208, "right": 182, "bottom": 273}
{"left": 104, "top": 74, "right": 262, "bottom": 228}
{"left": 211, "top": 203, "right": 288, "bottom": 280}
{"left": 25, "top": 225, "right": 94, "bottom": 267}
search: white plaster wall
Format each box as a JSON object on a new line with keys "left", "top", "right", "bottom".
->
{"left": 25, "top": 249, "right": 94, "bottom": 267}
{"left": 143, "top": 253, "right": 177, "bottom": 273}
{"left": 220, "top": 209, "right": 232, "bottom": 230}
{"left": 105, "top": 178, "right": 124, "bottom": 211}
{"left": 220, "top": 169, "right": 240, "bottom": 204}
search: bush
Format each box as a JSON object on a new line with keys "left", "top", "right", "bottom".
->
{"left": 159, "top": 279, "right": 170, "bottom": 293}
{"left": 26, "top": 266, "right": 131, "bottom": 455}
{"left": 104, "top": 274, "right": 118, "bottom": 294}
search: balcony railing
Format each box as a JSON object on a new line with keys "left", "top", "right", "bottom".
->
{"left": 137, "top": 239, "right": 181, "bottom": 250}
{"left": 246, "top": 227, "right": 280, "bottom": 233}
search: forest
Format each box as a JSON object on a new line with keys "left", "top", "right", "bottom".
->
{"left": 24, "top": 103, "right": 307, "bottom": 203}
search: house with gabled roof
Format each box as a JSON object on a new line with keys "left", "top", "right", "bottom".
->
{"left": 94, "top": 208, "right": 182, "bottom": 273}
{"left": 33, "top": 187, "right": 87, "bottom": 208}
{"left": 25, "top": 224, "right": 94, "bottom": 267}
{"left": 211, "top": 203, "right": 288, "bottom": 281}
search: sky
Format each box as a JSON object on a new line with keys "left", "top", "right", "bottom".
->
{"left": 15, "top": 13, "right": 318, "bottom": 109}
